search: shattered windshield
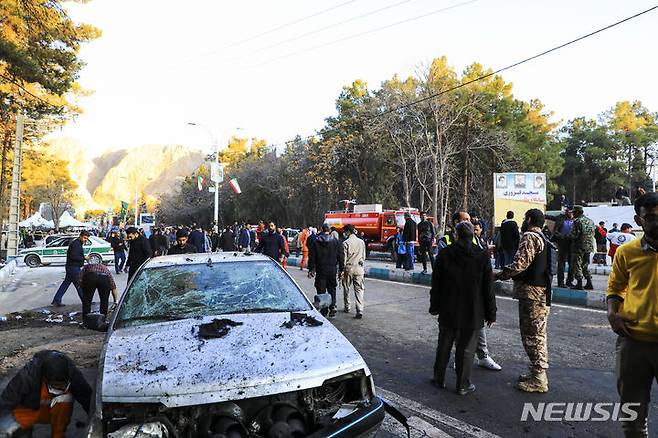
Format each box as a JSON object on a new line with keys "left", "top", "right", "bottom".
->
{"left": 114, "top": 260, "right": 311, "bottom": 328}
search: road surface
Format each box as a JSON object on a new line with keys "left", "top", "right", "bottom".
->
{"left": 1, "top": 263, "right": 656, "bottom": 437}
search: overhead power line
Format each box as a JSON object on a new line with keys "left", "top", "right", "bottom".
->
{"left": 194, "top": 0, "right": 361, "bottom": 61}
{"left": 252, "top": 0, "right": 480, "bottom": 67}
{"left": 381, "top": 4, "right": 658, "bottom": 116}
{"left": 231, "top": 0, "right": 417, "bottom": 62}
{"left": 266, "top": 4, "right": 658, "bottom": 149}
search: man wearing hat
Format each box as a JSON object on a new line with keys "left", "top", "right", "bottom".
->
{"left": 497, "top": 208, "right": 552, "bottom": 393}
{"left": 0, "top": 350, "right": 91, "bottom": 438}
{"left": 341, "top": 224, "right": 367, "bottom": 319}
{"left": 567, "top": 205, "right": 595, "bottom": 290}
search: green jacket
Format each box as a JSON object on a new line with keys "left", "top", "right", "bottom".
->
{"left": 567, "top": 215, "right": 595, "bottom": 253}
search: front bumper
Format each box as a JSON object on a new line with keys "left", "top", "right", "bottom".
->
{"left": 309, "top": 397, "right": 385, "bottom": 438}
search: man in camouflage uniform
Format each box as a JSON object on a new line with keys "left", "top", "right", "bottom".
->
{"left": 567, "top": 205, "right": 595, "bottom": 290}
{"left": 497, "top": 209, "right": 550, "bottom": 393}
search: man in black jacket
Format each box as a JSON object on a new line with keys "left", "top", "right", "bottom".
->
{"left": 51, "top": 231, "right": 89, "bottom": 307}
{"left": 187, "top": 224, "right": 206, "bottom": 254}
{"left": 402, "top": 212, "right": 417, "bottom": 271}
{"left": 125, "top": 226, "right": 152, "bottom": 280}
{"left": 220, "top": 226, "right": 236, "bottom": 252}
{"left": 418, "top": 212, "right": 435, "bottom": 274}
{"left": 255, "top": 222, "right": 287, "bottom": 261}
{"left": 308, "top": 224, "right": 345, "bottom": 318}
{"left": 0, "top": 350, "right": 91, "bottom": 438}
{"left": 500, "top": 211, "right": 520, "bottom": 265}
{"left": 430, "top": 221, "right": 496, "bottom": 395}
{"left": 107, "top": 230, "right": 127, "bottom": 274}
{"left": 168, "top": 229, "right": 198, "bottom": 255}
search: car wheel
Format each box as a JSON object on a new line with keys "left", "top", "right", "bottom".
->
{"left": 88, "top": 254, "right": 103, "bottom": 265}
{"left": 24, "top": 254, "right": 41, "bottom": 268}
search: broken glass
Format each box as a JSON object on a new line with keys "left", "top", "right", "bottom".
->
{"left": 114, "top": 260, "right": 311, "bottom": 328}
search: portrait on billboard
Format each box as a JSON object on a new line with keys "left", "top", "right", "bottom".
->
{"left": 496, "top": 175, "right": 507, "bottom": 188}
{"left": 534, "top": 174, "right": 545, "bottom": 189}
{"left": 514, "top": 174, "right": 526, "bottom": 189}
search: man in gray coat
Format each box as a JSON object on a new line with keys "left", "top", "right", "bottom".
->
{"left": 341, "top": 224, "right": 366, "bottom": 319}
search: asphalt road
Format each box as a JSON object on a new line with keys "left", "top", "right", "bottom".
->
{"left": 1, "top": 262, "right": 656, "bottom": 437}
{"left": 286, "top": 268, "right": 658, "bottom": 438}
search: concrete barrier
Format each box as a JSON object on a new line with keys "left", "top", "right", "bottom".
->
{"left": 287, "top": 256, "right": 606, "bottom": 310}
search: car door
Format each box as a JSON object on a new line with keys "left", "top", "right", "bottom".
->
{"left": 42, "top": 237, "right": 65, "bottom": 264}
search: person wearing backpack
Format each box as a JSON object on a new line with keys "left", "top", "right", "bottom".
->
{"left": 496, "top": 208, "right": 554, "bottom": 393}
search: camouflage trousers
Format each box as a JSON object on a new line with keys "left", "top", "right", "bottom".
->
{"left": 570, "top": 251, "right": 592, "bottom": 282}
{"left": 519, "top": 298, "right": 550, "bottom": 372}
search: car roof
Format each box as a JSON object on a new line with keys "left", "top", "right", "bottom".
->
{"left": 143, "top": 252, "right": 272, "bottom": 269}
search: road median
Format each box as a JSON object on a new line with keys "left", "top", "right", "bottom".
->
{"left": 286, "top": 256, "right": 607, "bottom": 310}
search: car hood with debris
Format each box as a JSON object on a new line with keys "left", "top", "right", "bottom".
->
{"left": 101, "top": 311, "right": 369, "bottom": 407}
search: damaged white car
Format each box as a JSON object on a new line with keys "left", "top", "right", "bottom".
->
{"left": 86, "top": 253, "right": 391, "bottom": 438}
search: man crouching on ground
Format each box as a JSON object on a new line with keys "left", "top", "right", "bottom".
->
{"left": 0, "top": 350, "right": 91, "bottom": 438}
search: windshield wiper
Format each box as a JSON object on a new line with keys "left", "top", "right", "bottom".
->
{"left": 119, "top": 314, "right": 183, "bottom": 323}
{"left": 224, "top": 307, "right": 290, "bottom": 314}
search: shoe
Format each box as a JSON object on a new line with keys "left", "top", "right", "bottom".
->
{"left": 52, "top": 302, "right": 65, "bottom": 307}
{"left": 557, "top": 282, "right": 566, "bottom": 288}
{"left": 565, "top": 280, "right": 575, "bottom": 288}
{"left": 328, "top": 309, "right": 337, "bottom": 318}
{"left": 457, "top": 383, "right": 476, "bottom": 395}
{"left": 584, "top": 280, "right": 594, "bottom": 290}
{"left": 421, "top": 270, "right": 428, "bottom": 275}
{"left": 355, "top": 313, "right": 363, "bottom": 319}
{"left": 430, "top": 378, "right": 446, "bottom": 389}
{"left": 516, "top": 372, "right": 549, "bottom": 393}
{"left": 343, "top": 308, "right": 351, "bottom": 313}
{"left": 477, "top": 356, "right": 502, "bottom": 371}
{"left": 570, "top": 281, "right": 583, "bottom": 290}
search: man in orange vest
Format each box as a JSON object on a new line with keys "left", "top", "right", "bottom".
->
{"left": 0, "top": 351, "right": 91, "bottom": 438}
{"left": 299, "top": 226, "right": 310, "bottom": 270}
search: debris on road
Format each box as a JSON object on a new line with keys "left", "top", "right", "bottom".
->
{"left": 280, "top": 312, "right": 323, "bottom": 329}
{"left": 197, "top": 318, "right": 243, "bottom": 339}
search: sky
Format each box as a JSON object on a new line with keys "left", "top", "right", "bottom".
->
{"left": 57, "top": 0, "right": 658, "bottom": 157}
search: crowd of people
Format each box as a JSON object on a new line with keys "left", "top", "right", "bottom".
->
{"left": 6, "top": 190, "right": 658, "bottom": 437}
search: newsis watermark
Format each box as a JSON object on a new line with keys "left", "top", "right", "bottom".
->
{"left": 521, "top": 402, "right": 641, "bottom": 422}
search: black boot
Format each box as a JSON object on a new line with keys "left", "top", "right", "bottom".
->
{"left": 570, "top": 280, "right": 583, "bottom": 290}
{"left": 584, "top": 279, "right": 594, "bottom": 290}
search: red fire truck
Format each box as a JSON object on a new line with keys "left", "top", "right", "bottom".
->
{"left": 324, "top": 204, "right": 422, "bottom": 257}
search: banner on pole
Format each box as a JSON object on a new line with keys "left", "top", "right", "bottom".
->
{"left": 229, "top": 178, "right": 242, "bottom": 194}
{"left": 120, "top": 201, "right": 129, "bottom": 220}
{"left": 210, "top": 162, "right": 224, "bottom": 183}
{"left": 197, "top": 176, "right": 204, "bottom": 191}
{"left": 493, "top": 172, "right": 546, "bottom": 225}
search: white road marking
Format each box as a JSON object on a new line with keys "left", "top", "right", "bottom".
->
{"left": 377, "top": 387, "right": 502, "bottom": 438}
{"left": 381, "top": 415, "right": 453, "bottom": 437}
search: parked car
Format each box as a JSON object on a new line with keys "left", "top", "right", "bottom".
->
{"left": 86, "top": 253, "right": 386, "bottom": 438}
{"left": 19, "top": 235, "right": 113, "bottom": 268}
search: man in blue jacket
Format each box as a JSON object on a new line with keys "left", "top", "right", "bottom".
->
{"left": 51, "top": 231, "right": 89, "bottom": 307}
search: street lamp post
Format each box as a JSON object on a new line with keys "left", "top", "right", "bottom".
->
{"left": 187, "top": 122, "right": 220, "bottom": 228}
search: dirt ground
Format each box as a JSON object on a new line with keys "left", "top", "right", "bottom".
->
{"left": 0, "top": 305, "right": 106, "bottom": 380}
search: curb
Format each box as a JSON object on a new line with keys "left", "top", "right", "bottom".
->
{"left": 286, "top": 256, "right": 606, "bottom": 310}
{"left": 366, "top": 252, "right": 611, "bottom": 277}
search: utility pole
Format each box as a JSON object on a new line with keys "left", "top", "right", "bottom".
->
{"left": 7, "top": 113, "right": 24, "bottom": 258}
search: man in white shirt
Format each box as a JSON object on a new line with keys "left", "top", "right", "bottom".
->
{"left": 606, "top": 223, "right": 637, "bottom": 259}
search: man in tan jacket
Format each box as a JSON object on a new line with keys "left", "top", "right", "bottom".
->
{"left": 342, "top": 224, "right": 366, "bottom": 319}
